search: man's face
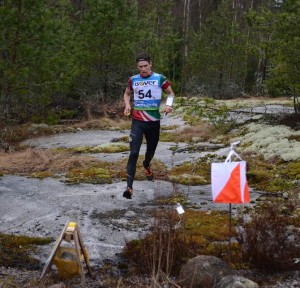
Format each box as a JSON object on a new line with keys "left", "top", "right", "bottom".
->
{"left": 137, "top": 60, "right": 152, "bottom": 77}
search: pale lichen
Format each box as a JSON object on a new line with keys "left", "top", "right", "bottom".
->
{"left": 237, "top": 123, "right": 300, "bottom": 161}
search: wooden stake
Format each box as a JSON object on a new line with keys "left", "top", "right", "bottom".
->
{"left": 76, "top": 225, "right": 93, "bottom": 276}
{"left": 228, "top": 203, "right": 232, "bottom": 266}
{"left": 74, "top": 226, "right": 86, "bottom": 287}
{"left": 40, "top": 221, "right": 69, "bottom": 279}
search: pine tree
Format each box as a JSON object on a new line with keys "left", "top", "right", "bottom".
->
{"left": 0, "top": 0, "right": 81, "bottom": 122}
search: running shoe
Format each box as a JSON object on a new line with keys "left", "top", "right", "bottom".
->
{"left": 123, "top": 187, "right": 133, "bottom": 199}
{"left": 144, "top": 166, "right": 154, "bottom": 181}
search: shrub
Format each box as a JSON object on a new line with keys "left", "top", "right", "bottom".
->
{"left": 237, "top": 192, "right": 300, "bottom": 271}
{"left": 123, "top": 208, "right": 202, "bottom": 279}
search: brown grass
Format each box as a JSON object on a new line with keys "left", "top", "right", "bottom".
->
{"left": 73, "top": 117, "right": 131, "bottom": 130}
{"left": 0, "top": 148, "right": 99, "bottom": 175}
{"left": 175, "top": 124, "right": 215, "bottom": 142}
{"left": 0, "top": 113, "right": 131, "bottom": 153}
{"left": 160, "top": 122, "right": 217, "bottom": 143}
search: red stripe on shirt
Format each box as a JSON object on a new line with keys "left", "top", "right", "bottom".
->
{"left": 132, "top": 110, "right": 152, "bottom": 121}
{"left": 161, "top": 80, "right": 171, "bottom": 90}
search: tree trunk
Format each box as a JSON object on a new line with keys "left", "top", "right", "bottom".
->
{"left": 83, "top": 101, "right": 93, "bottom": 121}
{"left": 242, "top": 0, "right": 254, "bottom": 92}
{"left": 183, "top": 0, "right": 190, "bottom": 58}
{"left": 293, "top": 93, "right": 300, "bottom": 115}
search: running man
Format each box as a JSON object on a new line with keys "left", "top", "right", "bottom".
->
{"left": 123, "top": 52, "right": 175, "bottom": 199}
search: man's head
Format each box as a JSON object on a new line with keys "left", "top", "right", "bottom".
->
{"left": 136, "top": 52, "right": 152, "bottom": 77}
{"left": 136, "top": 52, "right": 151, "bottom": 64}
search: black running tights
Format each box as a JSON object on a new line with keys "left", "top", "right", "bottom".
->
{"left": 126, "top": 119, "right": 160, "bottom": 188}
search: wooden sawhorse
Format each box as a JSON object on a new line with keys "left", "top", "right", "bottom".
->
{"left": 40, "top": 221, "right": 92, "bottom": 287}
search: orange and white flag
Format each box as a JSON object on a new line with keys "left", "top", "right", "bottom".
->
{"left": 211, "top": 161, "right": 250, "bottom": 204}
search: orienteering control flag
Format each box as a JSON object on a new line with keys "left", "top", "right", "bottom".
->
{"left": 211, "top": 160, "right": 250, "bottom": 204}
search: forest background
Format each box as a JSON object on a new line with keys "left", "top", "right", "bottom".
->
{"left": 0, "top": 0, "right": 299, "bottom": 125}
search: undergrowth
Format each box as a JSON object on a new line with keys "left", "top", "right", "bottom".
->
{"left": 123, "top": 208, "right": 202, "bottom": 279}
{"left": 243, "top": 153, "right": 300, "bottom": 192}
{"left": 123, "top": 187, "right": 299, "bottom": 287}
{"left": 0, "top": 234, "right": 52, "bottom": 270}
{"left": 237, "top": 188, "right": 300, "bottom": 271}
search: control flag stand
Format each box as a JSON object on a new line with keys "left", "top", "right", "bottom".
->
{"left": 211, "top": 141, "right": 250, "bottom": 266}
{"left": 40, "top": 221, "right": 92, "bottom": 287}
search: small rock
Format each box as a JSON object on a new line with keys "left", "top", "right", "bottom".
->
{"left": 47, "top": 283, "right": 66, "bottom": 288}
{"left": 125, "top": 211, "right": 136, "bottom": 217}
{"left": 214, "top": 275, "right": 259, "bottom": 288}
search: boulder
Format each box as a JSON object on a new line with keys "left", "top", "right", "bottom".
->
{"left": 177, "top": 255, "right": 232, "bottom": 288}
{"left": 214, "top": 275, "right": 260, "bottom": 288}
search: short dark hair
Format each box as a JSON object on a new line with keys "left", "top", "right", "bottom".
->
{"left": 136, "top": 52, "right": 151, "bottom": 63}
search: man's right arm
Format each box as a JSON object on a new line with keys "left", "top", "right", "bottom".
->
{"left": 123, "top": 87, "right": 132, "bottom": 116}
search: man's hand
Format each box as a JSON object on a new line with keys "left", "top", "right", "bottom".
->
{"left": 164, "top": 105, "right": 173, "bottom": 115}
{"left": 124, "top": 105, "right": 131, "bottom": 116}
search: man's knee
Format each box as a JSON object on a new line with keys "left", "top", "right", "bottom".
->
{"left": 129, "top": 150, "right": 139, "bottom": 160}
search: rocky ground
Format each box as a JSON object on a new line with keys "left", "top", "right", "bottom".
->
{"left": 0, "top": 266, "right": 299, "bottom": 288}
{"left": 0, "top": 102, "right": 299, "bottom": 287}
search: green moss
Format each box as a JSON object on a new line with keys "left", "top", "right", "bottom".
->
{"left": 155, "top": 193, "right": 187, "bottom": 206}
{"left": 66, "top": 167, "right": 112, "bottom": 184}
{"left": 174, "top": 96, "right": 187, "bottom": 107}
{"left": 280, "top": 161, "right": 300, "bottom": 180}
{"left": 247, "top": 169, "right": 273, "bottom": 186}
{"left": 160, "top": 132, "right": 179, "bottom": 142}
{"left": 246, "top": 156, "right": 300, "bottom": 192}
{"left": 0, "top": 233, "right": 52, "bottom": 269}
{"left": 185, "top": 210, "right": 232, "bottom": 245}
{"left": 168, "top": 160, "right": 211, "bottom": 185}
{"left": 182, "top": 114, "right": 204, "bottom": 126}
{"left": 91, "top": 144, "right": 129, "bottom": 153}
{"left": 29, "top": 171, "right": 54, "bottom": 179}
{"left": 169, "top": 174, "right": 208, "bottom": 185}
{"left": 203, "top": 242, "right": 245, "bottom": 269}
